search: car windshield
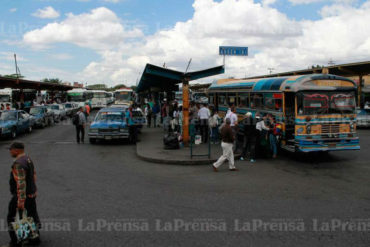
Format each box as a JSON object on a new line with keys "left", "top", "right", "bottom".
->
{"left": 30, "top": 108, "right": 43, "bottom": 115}
{"left": 299, "top": 91, "right": 356, "bottom": 115}
{"left": 0, "top": 95, "right": 10, "bottom": 102}
{"left": 51, "top": 105, "right": 60, "bottom": 110}
{"left": 0, "top": 111, "right": 17, "bottom": 121}
{"left": 357, "top": 109, "right": 370, "bottom": 116}
{"left": 95, "top": 112, "right": 124, "bottom": 122}
{"left": 65, "top": 104, "right": 72, "bottom": 108}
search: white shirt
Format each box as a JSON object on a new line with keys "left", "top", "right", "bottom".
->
{"left": 198, "top": 107, "right": 210, "bottom": 120}
{"left": 229, "top": 112, "right": 238, "bottom": 127}
{"left": 256, "top": 120, "right": 269, "bottom": 131}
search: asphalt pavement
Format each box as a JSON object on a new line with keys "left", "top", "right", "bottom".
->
{"left": 0, "top": 115, "right": 369, "bottom": 247}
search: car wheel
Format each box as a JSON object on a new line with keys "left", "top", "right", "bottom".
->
{"left": 89, "top": 138, "right": 96, "bottom": 144}
{"left": 11, "top": 128, "right": 17, "bottom": 139}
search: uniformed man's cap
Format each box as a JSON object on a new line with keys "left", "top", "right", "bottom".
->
{"left": 8, "top": 142, "right": 25, "bottom": 150}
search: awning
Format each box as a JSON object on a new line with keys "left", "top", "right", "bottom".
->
{"left": 246, "top": 61, "right": 370, "bottom": 79}
{"left": 0, "top": 76, "right": 73, "bottom": 91}
{"left": 136, "top": 63, "right": 224, "bottom": 93}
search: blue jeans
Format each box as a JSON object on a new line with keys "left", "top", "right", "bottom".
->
{"left": 211, "top": 127, "right": 219, "bottom": 143}
{"left": 269, "top": 134, "right": 277, "bottom": 156}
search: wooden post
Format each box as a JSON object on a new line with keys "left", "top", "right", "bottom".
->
{"left": 358, "top": 75, "right": 363, "bottom": 107}
{"left": 182, "top": 78, "right": 190, "bottom": 146}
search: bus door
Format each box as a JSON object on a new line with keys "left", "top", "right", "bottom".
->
{"left": 284, "top": 92, "right": 296, "bottom": 142}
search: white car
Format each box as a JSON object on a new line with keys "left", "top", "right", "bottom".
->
{"left": 47, "top": 104, "right": 67, "bottom": 121}
{"left": 356, "top": 108, "right": 370, "bottom": 128}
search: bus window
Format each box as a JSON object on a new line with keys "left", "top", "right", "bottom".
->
{"left": 238, "top": 93, "right": 249, "bottom": 108}
{"left": 300, "top": 93, "right": 329, "bottom": 115}
{"left": 264, "top": 95, "right": 274, "bottom": 110}
{"left": 219, "top": 93, "right": 227, "bottom": 106}
{"left": 251, "top": 93, "right": 263, "bottom": 109}
{"left": 209, "top": 94, "right": 214, "bottom": 105}
{"left": 227, "top": 93, "right": 236, "bottom": 106}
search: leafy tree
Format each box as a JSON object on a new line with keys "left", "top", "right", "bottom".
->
{"left": 87, "top": 84, "right": 108, "bottom": 90}
{"left": 2, "top": 74, "right": 24, "bottom": 79}
{"left": 42, "top": 78, "right": 63, "bottom": 84}
{"left": 113, "top": 84, "right": 127, "bottom": 90}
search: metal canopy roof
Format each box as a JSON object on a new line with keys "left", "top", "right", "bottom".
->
{"left": 136, "top": 63, "right": 224, "bottom": 93}
{"left": 246, "top": 61, "right": 370, "bottom": 79}
{"left": 0, "top": 77, "right": 73, "bottom": 91}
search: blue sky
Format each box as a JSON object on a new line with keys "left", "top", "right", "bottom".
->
{"left": 0, "top": 0, "right": 369, "bottom": 85}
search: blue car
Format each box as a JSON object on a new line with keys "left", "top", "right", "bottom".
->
{"left": 0, "top": 110, "right": 34, "bottom": 139}
{"left": 29, "top": 106, "right": 55, "bottom": 128}
{"left": 88, "top": 108, "right": 129, "bottom": 143}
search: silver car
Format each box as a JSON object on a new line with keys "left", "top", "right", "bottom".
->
{"left": 47, "top": 104, "right": 67, "bottom": 121}
{"left": 356, "top": 108, "right": 370, "bottom": 128}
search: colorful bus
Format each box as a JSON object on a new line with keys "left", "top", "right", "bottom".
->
{"left": 90, "top": 90, "right": 110, "bottom": 109}
{"left": 208, "top": 74, "right": 360, "bottom": 153}
{"left": 114, "top": 88, "right": 134, "bottom": 106}
{"left": 67, "top": 89, "right": 92, "bottom": 107}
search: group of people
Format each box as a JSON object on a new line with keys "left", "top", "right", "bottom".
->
{"left": 212, "top": 107, "right": 281, "bottom": 172}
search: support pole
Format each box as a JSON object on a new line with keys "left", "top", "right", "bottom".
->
{"left": 182, "top": 78, "right": 190, "bottom": 146}
{"left": 358, "top": 75, "right": 363, "bottom": 108}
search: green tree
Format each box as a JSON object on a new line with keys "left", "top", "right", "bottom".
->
{"left": 113, "top": 84, "right": 127, "bottom": 90}
{"left": 87, "top": 84, "right": 108, "bottom": 90}
{"left": 42, "top": 78, "right": 63, "bottom": 84}
{"left": 2, "top": 74, "right": 24, "bottom": 79}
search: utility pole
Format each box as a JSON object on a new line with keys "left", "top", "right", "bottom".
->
{"left": 14, "top": 53, "right": 21, "bottom": 78}
{"left": 182, "top": 58, "right": 192, "bottom": 146}
{"left": 328, "top": 58, "right": 335, "bottom": 66}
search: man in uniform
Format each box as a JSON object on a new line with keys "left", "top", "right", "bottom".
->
{"left": 7, "top": 142, "right": 41, "bottom": 246}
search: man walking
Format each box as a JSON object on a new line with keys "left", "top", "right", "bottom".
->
{"left": 198, "top": 104, "right": 210, "bottom": 143}
{"left": 212, "top": 118, "right": 238, "bottom": 172}
{"left": 7, "top": 142, "right": 41, "bottom": 246}
{"left": 75, "top": 107, "right": 86, "bottom": 144}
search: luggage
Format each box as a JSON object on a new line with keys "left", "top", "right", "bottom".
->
{"left": 11, "top": 209, "right": 39, "bottom": 244}
{"left": 163, "top": 133, "right": 180, "bottom": 149}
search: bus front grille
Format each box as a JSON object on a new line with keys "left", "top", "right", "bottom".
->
{"left": 321, "top": 124, "right": 340, "bottom": 134}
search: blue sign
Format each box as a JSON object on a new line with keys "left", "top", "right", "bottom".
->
{"left": 219, "top": 46, "right": 248, "bottom": 56}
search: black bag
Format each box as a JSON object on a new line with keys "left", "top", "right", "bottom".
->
{"left": 72, "top": 113, "right": 80, "bottom": 126}
{"left": 163, "top": 133, "right": 179, "bottom": 150}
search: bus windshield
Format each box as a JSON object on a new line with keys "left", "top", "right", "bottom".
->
{"left": 300, "top": 91, "right": 356, "bottom": 115}
{"left": 30, "top": 108, "right": 43, "bottom": 115}
{"left": 115, "top": 92, "right": 131, "bottom": 101}
{"left": 68, "top": 94, "right": 85, "bottom": 102}
{"left": 93, "top": 93, "right": 106, "bottom": 98}
{"left": 0, "top": 95, "right": 10, "bottom": 102}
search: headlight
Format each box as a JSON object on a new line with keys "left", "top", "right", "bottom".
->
{"left": 297, "top": 127, "right": 304, "bottom": 134}
{"left": 90, "top": 129, "right": 98, "bottom": 133}
{"left": 306, "top": 124, "right": 311, "bottom": 134}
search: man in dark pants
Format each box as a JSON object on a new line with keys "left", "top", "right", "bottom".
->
{"left": 240, "top": 112, "right": 257, "bottom": 163}
{"left": 75, "top": 107, "right": 86, "bottom": 144}
{"left": 7, "top": 142, "right": 41, "bottom": 246}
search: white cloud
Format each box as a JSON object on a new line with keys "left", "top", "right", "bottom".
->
{"left": 9, "top": 8, "right": 17, "bottom": 13}
{"left": 50, "top": 53, "right": 73, "bottom": 60}
{"left": 32, "top": 6, "right": 60, "bottom": 19}
{"left": 21, "top": 0, "right": 370, "bottom": 86}
{"left": 24, "top": 7, "right": 143, "bottom": 50}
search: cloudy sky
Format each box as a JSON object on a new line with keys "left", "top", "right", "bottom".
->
{"left": 0, "top": 0, "right": 370, "bottom": 86}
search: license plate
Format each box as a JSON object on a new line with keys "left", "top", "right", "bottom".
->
{"left": 105, "top": 136, "right": 112, "bottom": 140}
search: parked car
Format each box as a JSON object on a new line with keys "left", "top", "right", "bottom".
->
{"left": 47, "top": 104, "right": 67, "bottom": 122}
{"left": 0, "top": 110, "right": 34, "bottom": 139}
{"left": 88, "top": 108, "right": 129, "bottom": 143}
{"left": 29, "top": 106, "right": 54, "bottom": 128}
{"left": 356, "top": 108, "right": 370, "bottom": 128}
{"left": 63, "top": 102, "right": 79, "bottom": 117}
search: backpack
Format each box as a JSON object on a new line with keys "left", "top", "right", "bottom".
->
{"left": 72, "top": 113, "right": 80, "bottom": 126}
